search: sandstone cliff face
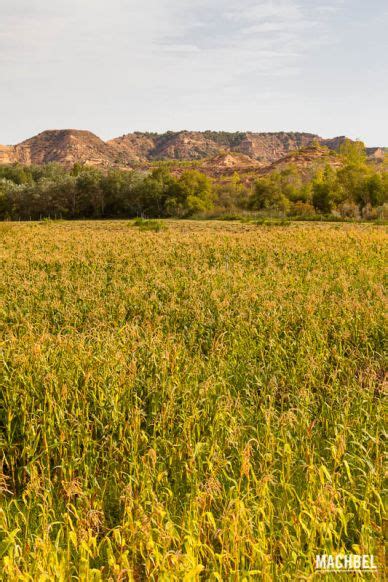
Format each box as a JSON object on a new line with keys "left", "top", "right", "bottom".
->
{"left": 0, "top": 144, "right": 18, "bottom": 165}
{"left": 107, "top": 133, "right": 156, "bottom": 163}
{"left": 8, "top": 130, "right": 117, "bottom": 168}
{"left": 321, "top": 136, "right": 348, "bottom": 151}
{"left": 233, "top": 132, "right": 317, "bottom": 162}
{"left": 194, "top": 152, "right": 263, "bottom": 178}
{"left": 167, "top": 145, "right": 344, "bottom": 183}
{"left": 259, "top": 145, "right": 343, "bottom": 177}
{"left": 106, "top": 131, "right": 350, "bottom": 164}
{"left": 108, "top": 131, "right": 226, "bottom": 161}
{"left": 366, "top": 147, "right": 386, "bottom": 160}
{"left": 0, "top": 129, "right": 380, "bottom": 170}
{"left": 151, "top": 132, "right": 222, "bottom": 160}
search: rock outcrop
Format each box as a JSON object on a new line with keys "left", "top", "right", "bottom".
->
{"left": 0, "top": 144, "right": 18, "bottom": 165}
{"left": 0, "top": 130, "right": 117, "bottom": 168}
{"left": 0, "top": 129, "right": 383, "bottom": 171}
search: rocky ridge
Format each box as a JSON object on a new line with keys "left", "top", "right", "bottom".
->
{"left": 0, "top": 130, "right": 384, "bottom": 175}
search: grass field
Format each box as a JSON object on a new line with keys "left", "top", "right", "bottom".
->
{"left": 0, "top": 220, "right": 386, "bottom": 580}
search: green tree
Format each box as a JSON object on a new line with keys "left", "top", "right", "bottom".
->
{"left": 249, "top": 176, "right": 290, "bottom": 214}
{"left": 312, "top": 166, "right": 339, "bottom": 213}
{"left": 136, "top": 167, "right": 178, "bottom": 217}
{"left": 0, "top": 164, "right": 33, "bottom": 185}
{"left": 213, "top": 173, "right": 249, "bottom": 212}
{"left": 166, "top": 170, "right": 213, "bottom": 217}
{"left": 359, "top": 173, "right": 387, "bottom": 208}
{"left": 76, "top": 169, "right": 104, "bottom": 217}
{"left": 339, "top": 139, "right": 367, "bottom": 165}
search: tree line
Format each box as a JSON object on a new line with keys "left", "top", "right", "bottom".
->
{"left": 0, "top": 141, "right": 386, "bottom": 220}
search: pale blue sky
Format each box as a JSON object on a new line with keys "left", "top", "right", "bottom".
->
{"left": 1, "top": 0, "right": 387, "bottom": 145}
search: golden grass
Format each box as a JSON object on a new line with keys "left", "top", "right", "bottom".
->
{"left": 0, "top": 220, "right": 386, "bottom": 580}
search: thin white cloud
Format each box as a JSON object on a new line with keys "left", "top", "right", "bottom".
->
{"left": 158, "top": 44, "right": 201, "bottom": 53}
{"left": 224, "top": 1, "right": 303, "bottom": 23}
{"left": 154, "top": 0, "right": 340, "bottom": 84}
{"left": 0, "top": 0, "right": 386, "bottom": 145}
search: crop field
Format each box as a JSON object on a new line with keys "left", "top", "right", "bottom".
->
{"left": 0, "top": 220, "right": 386, "bottom": 580}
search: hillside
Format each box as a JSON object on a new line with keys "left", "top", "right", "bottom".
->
{"left": 0, "top": 129, "right": 354, "bottom": 168}
{"left": 162, "top": 145, "right": 345, "bottom": 187}
{"left": 108, "top": 130, "right": 349, "bottom": 163}
{"left": 0, "top": 130, "right": 117, "bottom": 168}
{"left": 259, "top": 144, "right": 344, "bottom": 176}
{"left": 0, "top": 130, "right": 385, "bottom": 179}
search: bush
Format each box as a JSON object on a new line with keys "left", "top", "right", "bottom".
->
{"left": 254, "top": 218, "right": 291, "bottom": 227}
{"left": 376, "top": 203, "right": 388, "bottom": 220}
{"left": 290, "top": 201, "right": 316, "bottom": 216}
{"left": 337, "top": 200, "right": 361, "bottom": 219}
{"left": 361, "top": 203, "right": 379, "bottom": 221}
{"left": 132, "top": 218, "right": 167, "bottom": 231}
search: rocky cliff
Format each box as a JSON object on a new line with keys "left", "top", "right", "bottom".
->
{"left": 0, "top": 130, "right": 116, "bottom": 168}
{"left": 108, "top": 131, "right": 349, "bottom": 163}
{"left": 0, "top": 129, "right": 382, "bottom": 170}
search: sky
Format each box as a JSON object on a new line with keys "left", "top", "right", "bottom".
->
{"left": 1, "top": 0, "right": 387, "bottom": 146}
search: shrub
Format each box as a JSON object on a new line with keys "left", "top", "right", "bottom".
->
{"left": 132, "top": 218, "right": 167, "bottom": 231}
{"left": 290, "top": 201, "right": 316, "bottom": 216}
{"left": 254, "top": 218, "right": 291, "bottom": 227}
{"left": 337, "top": 200, "right": 361, "bottom": 219}
{"left": 361, "top": 203, "right": 379, "bottom": 221}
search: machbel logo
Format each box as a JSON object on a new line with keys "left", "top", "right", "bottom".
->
{"left": 315, "top": 554, "right": 377, "bottom": 573}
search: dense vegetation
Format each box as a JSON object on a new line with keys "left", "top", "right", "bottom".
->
{"left": 0, "top": 221, "right": 385, "bottom": 579}
{"left": 0, "top": 141, "right": 386, "bottom": 221}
